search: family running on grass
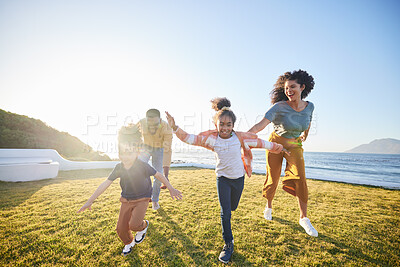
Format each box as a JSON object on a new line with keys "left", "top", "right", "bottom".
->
{"left": 78, "top": 69, "right": 318, "bottom": 264}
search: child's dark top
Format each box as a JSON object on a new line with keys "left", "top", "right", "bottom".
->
{"left": 108, "top": 159, "right": 156, "bottom": 200}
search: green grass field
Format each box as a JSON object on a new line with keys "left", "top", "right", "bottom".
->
{"left": 1, "top": 167, "right": 399, "bottom": 266}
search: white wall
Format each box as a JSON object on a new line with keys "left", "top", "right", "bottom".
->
{"left": 0, "top": 149, "right": 119, "bottom": 182}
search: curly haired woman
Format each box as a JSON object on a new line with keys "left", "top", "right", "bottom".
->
{"left": 248, "top": 69, "right": 318, "bottom": 237}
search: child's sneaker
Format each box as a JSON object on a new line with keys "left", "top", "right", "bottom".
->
{"left": 121, "top": 240, "right": 135, "bottom": 256}
{"left": 152, "top": 202, "right": 160, "bottom": 210}
{"left": 135, "top": 220, "right": 149, "bottom": 244}
{"left": 218, "top": 241, "right": 234, "bottom": 264}
{"left": 263, "top": 208, "right": 272, "bottom": 220}
{"left": 299, "top": 217, "right": 318, "bottom": 237}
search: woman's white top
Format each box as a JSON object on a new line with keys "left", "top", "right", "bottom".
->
{"left": 213, "top": 132, "right": 246, "bottom": 179}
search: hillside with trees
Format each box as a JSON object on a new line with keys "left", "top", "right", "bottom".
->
{"left": 0, "top": 109, "right": 110, "bottom": 161}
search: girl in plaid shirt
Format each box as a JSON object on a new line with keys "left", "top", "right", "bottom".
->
{"left": 166, "top": 97, "right": 286, "bottom": 263}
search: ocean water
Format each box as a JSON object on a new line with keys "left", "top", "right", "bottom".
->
{"left": 171, "top": 150, "right": 400, "bottom": 189}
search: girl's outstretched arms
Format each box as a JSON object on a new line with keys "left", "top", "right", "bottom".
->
{"left": 165, "top": 111, "right": 178, "bottom": 131}
{"left": 244, "top": 134, "right": 290, "bottom": 156}
{"left": 77, "top": 179, "right": 113, "bottom": 213}
{"left": 154, "top": 172, "right": 183, "bottom": 200}
{"left": 165, "top": 111, "right": 209, "bottom": 147}
{"left": 269, "top": 142, "right": 289, "bottom": 155}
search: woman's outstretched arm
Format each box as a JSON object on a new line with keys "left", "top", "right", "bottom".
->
{"left": 248, "top": 117, "right": 271, "bottom": 134}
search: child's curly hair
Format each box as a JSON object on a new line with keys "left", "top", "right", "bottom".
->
{"left": 210, "top": 97, "right": 237, "bottom": 125}
{"left": 270, "top": 69, "right": 315, "bottom": 104}
{"left": 118, "top": 124, "right": 142, "bottom": 150}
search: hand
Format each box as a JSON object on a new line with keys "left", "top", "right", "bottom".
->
{"left": 269, "top": 143, "right": 291, "bottom": 156}
{"left": 165, "top": 111, "right": 177, "bottom": 131}
{"left": 169, "top": 187, "right": 183, "bottom": 200}
{"left": 299, "top": 133, "right": 307, "bottom": 142}
{"left": 282, "top": 147, "right": 291, "bottom": 156}
{"left": 77, "top": 202, "right": 92, "bottom": 213}
{"left": 270, "top": 142, "right": 284, "bottom": 154}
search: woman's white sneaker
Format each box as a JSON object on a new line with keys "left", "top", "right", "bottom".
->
{"left": 299, "top": 217, "right": 318, "bottom": 237}
{"left": 263, "top": 208, "right": 272, "bottom": 220}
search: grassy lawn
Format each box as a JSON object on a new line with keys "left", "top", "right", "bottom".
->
{"left": 1, "top": 167, "right": 399, "bottom": 266}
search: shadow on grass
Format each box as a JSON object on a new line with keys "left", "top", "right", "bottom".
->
{"left": 273, "top": 216, "right": 388, "bottom": 265}
{"left": 231, "top": 251, "right": 257, "bottom": 266}
{"left": 0, "top": 169, "right": 112, "bottom": 209}
{"left": 120, "top": 250, "right": 144, "bottom": 266}
{"left": 272, "top": 216, "right": 292, "bottom": 226}
{"left": 146, "top": 208, "right": 214, "bottom": 266}
{"left": 317, "top": 233, "right": 389, "bottom": 266}
{"left": 142, "top": 208, "right": 254, "bottom": 266}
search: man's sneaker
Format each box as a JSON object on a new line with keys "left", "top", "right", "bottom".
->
{"left": 263, "top": 208, "right": 272, "bottom": 220}
{"left": 135, "top": 220, "right": 149, "bottom": 244}
{"left": 299, "top": 217, "right": 318, "bottom": 237}
{"left": 152, "top": 202, "right": 160, "bottom": 210}
{"left": 218, "top": 241, "right": 234, "bottom": 264}
{"left": 121, "top": 240, "right": 135, "bottom": 256}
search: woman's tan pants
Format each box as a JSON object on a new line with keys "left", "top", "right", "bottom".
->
{"left": 262, "top": 132, "right": 308, "bottom": 204}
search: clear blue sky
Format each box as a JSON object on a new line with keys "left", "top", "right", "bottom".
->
{"left": 1, "top": 0, "right": 399, "bottom": 155}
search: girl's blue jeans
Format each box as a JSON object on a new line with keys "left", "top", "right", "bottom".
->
{"left": 216, "top": 176, "right": 245, "bottom": 244}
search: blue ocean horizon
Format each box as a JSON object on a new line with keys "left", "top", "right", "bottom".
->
{"left": 171, "top": 150, "right": 400, "bottom": 189}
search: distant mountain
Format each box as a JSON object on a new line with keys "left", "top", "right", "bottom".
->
{"left": 345, "top": 138, "right": 400, "bottom": 154}
{"left": 0, "top": 109, "right": 111, "bottom": 161}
